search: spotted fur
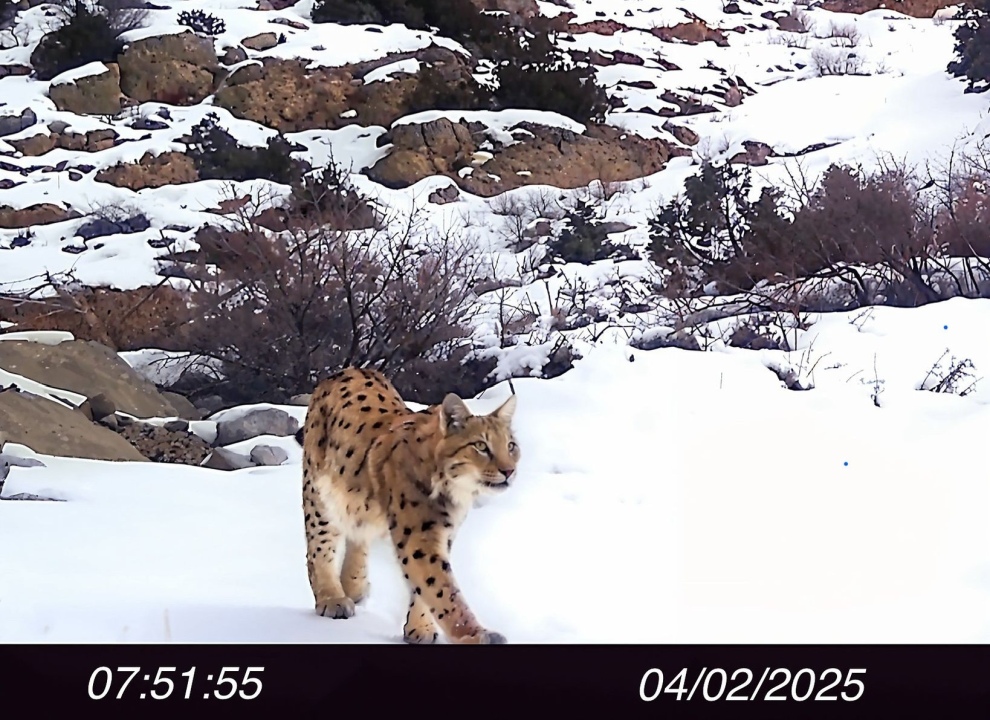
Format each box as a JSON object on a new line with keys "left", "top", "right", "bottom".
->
{"left": 297, "top": 367, "right": 520, "bottom": 644}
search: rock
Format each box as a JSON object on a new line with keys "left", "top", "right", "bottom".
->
{"left": 469, "top": 0, "right": 539, "bottom": 24}
{"left": 729, "top": 140, "right": 774, "bottom": 166}
{"left": 3, "top": 456, "right": 48, "bottom": 468}
{"left": 651, "top": 20, "right": 729, "bottom": 46}
{"left": 367, "top": 119, "right": 684, "bottom": 197}
{"left": 98, "top": 414, "right": 119, "bottom": 431}
{"left": 87, "top": 392, "right": 116, "bottom": 420}
{"left": 288, "top": 393, "right": 311, "bottom": 406}
{"left": 663, "top": 121, "right": 699, "bottom": 146}
{"left": 214, "top": 54, "right": 425, "bottom": 132}
{"left": 201, "top": 447, "right": 254, "bottom": 470}
{"left": 214, "top": 407, "right": 300, "bottom": 446}
{"left": 220, "top": 46, "right": 249, "bottom": 65}
{"left": 161, "top": 391, "right": 204, "bottom": 420}
{"left": 0, "top": 340, "right": 180, "bottom": 419}
{"left": 117, "top": 32, "right": 222, "bottom": 105}
{"left": 0, "top": 108, "right": 38, "bottom": 138}
{"left": 163, "top": 419, "right": 189, "bottom": 433}
{"left": 250, "top": 444, "right": 288, "bottom": 466}
{"left": 48, "top": 63, "right": 123, "bottom": 115}
{"left": 118, "top": 421, "right": 213, "bottom": 464}
{"left": 10, "top": 127, "right": 120, "bottom": 156}
{"left": 0, "top": 203, "right": 74, "bottom": 229}
{"left": 95, "top": 151, "right": 199, "bottom": 190}
{"left": 0, "top": 64, "right": 31, "bottom": 78}
{"left": 428, "top": 184, "right": 460, "bottom": 205}
{"left": 242, "top": 32, "right": 279, "bottom": 50}
{"left": 0, "top": 387, "right": 149, "bottom": 462}
{"left": 75, "top": 213, "right": 151, "bottom": 240}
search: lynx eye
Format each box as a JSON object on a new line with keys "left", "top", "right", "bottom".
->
{"left": 508, "top": 441, "right": 517, "bottom": 452}
{"left": 473, "top": 441, "right": 490, "bottom": 455}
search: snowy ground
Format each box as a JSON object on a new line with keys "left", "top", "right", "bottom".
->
{"left": 2, "top": 298, "right": 989, "bottom": 643}
{"left": 2, "top": 1, "right": 989, "bottom": 379}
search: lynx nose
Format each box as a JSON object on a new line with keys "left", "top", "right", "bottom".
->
{"left": 501, "top": 468, "right": 514, "bottom": 480}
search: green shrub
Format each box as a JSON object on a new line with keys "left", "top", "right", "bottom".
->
{"left": 948, "top": 0, "right": 990, "bottom": 92}
{"left": 31, "top": 2, "right": 121, "bottom": 81}
{"left": 185, "top": 113, "right": 308, "bottom": 185}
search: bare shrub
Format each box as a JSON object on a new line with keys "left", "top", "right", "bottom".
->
{"left": 175, "top": 174, "right": 489, "bottom": 406}
{"left": 918, "top": 350, "right": 980, "bottom": 396}
{"left": 823, "top": 20, "right": 861, "bottom": 47}
{"left": 811, "top": 47, "right": 865, "bottom": 76}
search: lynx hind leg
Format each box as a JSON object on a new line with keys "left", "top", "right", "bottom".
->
{"left": 341, "top": 540, "right": 370, "bottom": 604}
{"left": 403, "top": 595, "right": 438, "bottom": 644}
{"left": 303, "top": 473, "right": 355, "bottom": 619}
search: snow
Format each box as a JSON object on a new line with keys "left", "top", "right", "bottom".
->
{"left": 1, "top": 0, "right": 990, "bottom": 644}
{"left": 2, "top": 300, "right": 990, "bottom": 643}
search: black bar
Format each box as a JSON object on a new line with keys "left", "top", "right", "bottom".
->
{"left": 1, "top": 644, "right": 987, "bottom": 716}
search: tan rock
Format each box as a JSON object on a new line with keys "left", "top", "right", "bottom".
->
{"left": 0, "top": 387, "right": 148, "bottom": 462}
{"left": 0, "top": 204, "right": 74, "bottom": 228}
{"left": 117, "top": 32, "right": 222, "bottom": 105}
{"left": 0, "top": 340, "right": 179, "bottom": 419}
{"left": 48, "top": 63, "right": 123, "bottom": 116}
{"left": 242, "top": 32, "right": 279, "bottom": 51}
{"left": 366, "top": 119, "right": 685, "bottom": 197}
{"left": 95, "top": 151, "right": 199, "bottom": 190}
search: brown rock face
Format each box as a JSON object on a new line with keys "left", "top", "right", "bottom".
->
{"left": 729, "top": 140, "right": 774, "bottom": 166}
{"left": 0, "top": 204, "right": 74, "bottom": 228}
{"left": 48, "top": 63, "right": 123, "bottom": 115}
{"left": 652, "top": 21, "right": 729, "bottom": 46}
{"left": 0, "top": 387, "right": 148, "bottom": 462}
{"left": 95, "top": 151, "right": 199, "bottom": 190}
{"left": 366, "top": 118, "right": 685, "bottom": 197}
{"left": 241, "top": 32, "right": 279, "bottom": 50}
{"left": 117, "top": 32, "right": 222, "bottom": 105}
{"left": 214, "top": 56, "right": 417, "bottom": 132}
{"left": 0, "top": 340, "right": 179, "bottom": 419}
{"left": 9, "top": 128, "right": 119, "bottom": 156}
{"left": 818, "top": 0, "right": 958, "bottom": 16}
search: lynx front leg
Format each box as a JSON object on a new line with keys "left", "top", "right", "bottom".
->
{"left": 342, "top": 540, "right": 370, "bottom": 604}
{"left": 392, "top": 526, "right": 506, "bottom": 644}
{"left": 303, "top": 475, "right": 355, "bottom": 619}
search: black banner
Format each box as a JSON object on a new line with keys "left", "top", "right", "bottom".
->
{"left": 1, "top": 644, "right": 987, "bottom": 716}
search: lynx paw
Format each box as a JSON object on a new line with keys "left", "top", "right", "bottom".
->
{"left": 316, "top": 596, "right": 356, "bottom": 619}
{"left": 344, "top": 581, "right": 370, "bottom": 604}
{"left": 403, "top": 628, "right": 439, "bottom": 645}
{"left": 453, "top": 629, "right": 507, "bottom": 644}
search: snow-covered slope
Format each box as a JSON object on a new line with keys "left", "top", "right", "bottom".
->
{"left": 1, "top": 0, "right": 987, "bottom": 376}
{"left": 2, "top": 299, "right": 989, "bottom": 643}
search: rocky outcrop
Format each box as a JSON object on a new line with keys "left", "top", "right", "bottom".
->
{"left": 0, "top": 339, "right": 180, "bottom": 419}
{"left": 95, "top": 151, "right": 199, "bottom": 190}
{"left": 214, "top": 47, "right": 475, "bottom": 133}
{"left": 9, "top": 127, "right": 119, "bottom": 156}
{"left": 48, "top": 63, "right": 123, "bottom": 115}
{"left": 0, "top": 204, "right": 75, "bottom": 228}
{"left": 0, "top": 386, "right": 149, "bottom": 462}
{"left": 818, "top": 0, "right": 958, "bottom": 17}
{"left": 0, "top": 108, "right": 38, "bottom": 138}
{"left": 366, "top": 118, "right": 687, "bottom": 197}
{"left": 117, "top": 32, "right": 222, "bottom": 105}
{"left": 214, "top": 56, "right": 414, "bottom": 132}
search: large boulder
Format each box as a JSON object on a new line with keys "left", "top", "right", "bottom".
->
{"left": 0, "top": 339, "right": 180, "bottom": 419}
{"left": 0, "top": 387, "right": 148, "bottom": 462}
{"left": 366, "top": 118, "right": 685, "bottom": 197}
{"left": 0, "top": 204, "right": 75, "bottom": 229}
{"left": 48, "top": 63, "right": 123, "bottom": 115}
{"left": 117, "top": 31, "right": 222, "bottom": 105}
{"left": 95, "top": 151, "right": 199, "bottom": 190}
{"left": 213, "top": 407, "right": 300, "bottom": 446}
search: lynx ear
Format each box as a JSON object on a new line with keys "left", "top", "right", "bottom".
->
{"left": 492, "top": 394, "right": 517, "bottom": 423}
{"left": 439, "top": 393, "right": 471, "bottom": 433}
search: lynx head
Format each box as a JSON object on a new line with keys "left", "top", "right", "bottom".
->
{"left": 432, "top": 393, "right": 520, "bottom": 502}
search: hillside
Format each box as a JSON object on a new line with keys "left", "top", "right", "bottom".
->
{"left": 1, "top": 0, "right": 990, "bottom": 644}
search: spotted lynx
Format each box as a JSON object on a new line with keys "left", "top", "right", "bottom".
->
{"left": 296, "top": 367, "right": 520, "bottom": 644}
